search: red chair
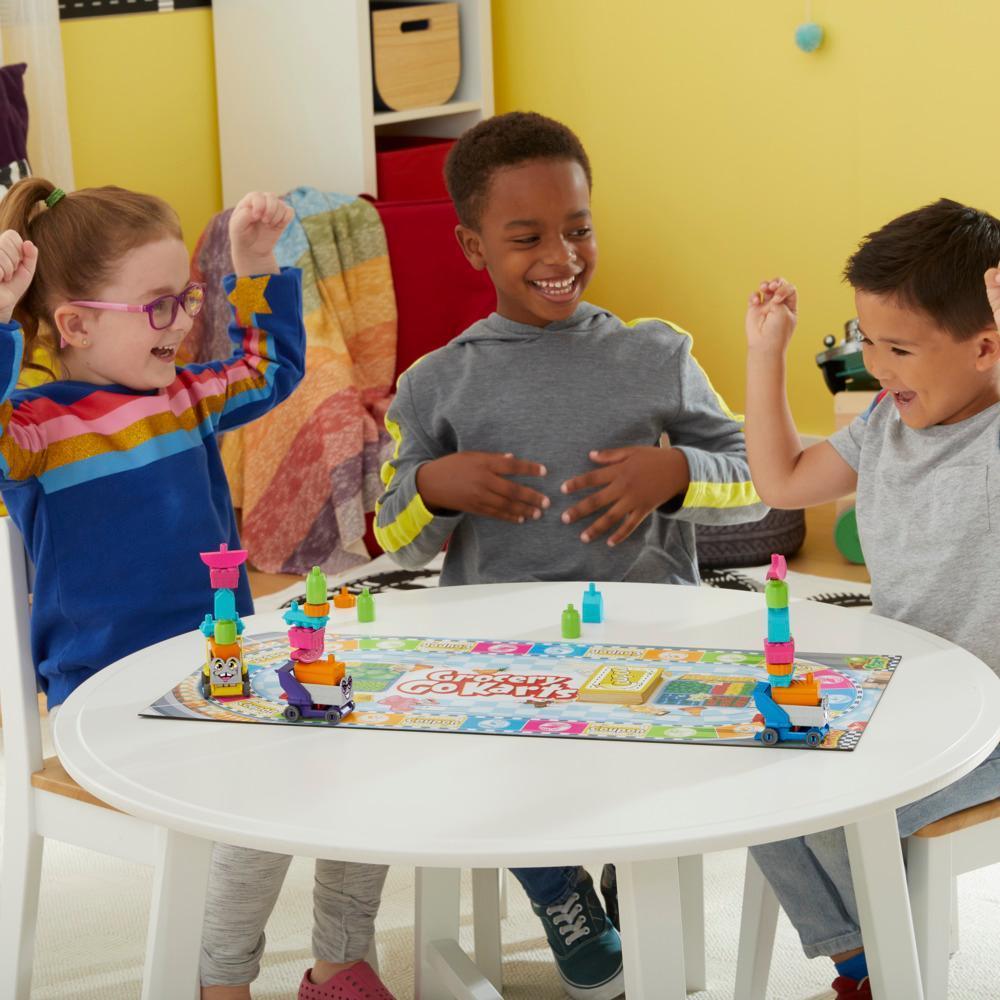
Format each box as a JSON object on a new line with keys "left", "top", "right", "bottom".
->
{"left": 361, "top": 196, "right": 496, "bottom": 554}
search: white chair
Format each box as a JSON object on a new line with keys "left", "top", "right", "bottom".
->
{"left": 734, "top": 801, "right": 1000, "bottom": 1000}
{"left": 0, "top": 516, "right": 207, "bottom": 1000}
{"left": 906, "top": 799, "right": 1000, "bottom": 999}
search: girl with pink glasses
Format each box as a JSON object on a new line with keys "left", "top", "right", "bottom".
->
{"left": 0, "top": 178, "right": 395, "bottom": 1000}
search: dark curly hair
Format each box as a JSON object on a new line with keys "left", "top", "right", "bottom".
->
{"left": 845, "top": 198, "right": 1000, "bottom": 340}
{"left": 444, "top": 111, "right": 592, "bottom": 229}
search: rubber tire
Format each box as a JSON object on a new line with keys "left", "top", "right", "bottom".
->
{"left": 324, "top": 707, "right": 343, "bottom": 724}
{"left": 760, "top": 728, "right": 780, "bottom": 746}
{"left": 283, "top": 705, "right": 302, "bottom": 721}
{"left": 806, "top": 730, "right": 823, "bottom": 747}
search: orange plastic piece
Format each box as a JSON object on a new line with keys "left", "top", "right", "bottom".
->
{"left": 771, "top": 674, "right": 821, "bottom": 706}
{"left": 208, "top": 639, "right": 242, "bottom": 660}
{"left": 294, "top": 654, "right": 346, "bottom": 687}
{"left": 304, "top": 601, "right": 331, "bottom": 617}
{"left": 333, "top": 586, "right": 356, "bottom": 609}
{"left": 766, "top": 660, "right": 795, "bottom": 677}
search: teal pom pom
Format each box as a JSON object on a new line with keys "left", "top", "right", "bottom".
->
{"left": 794, "top": 22, "right": 824, "bottom": 52}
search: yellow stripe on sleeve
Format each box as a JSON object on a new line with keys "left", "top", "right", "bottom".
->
{"left": 374, "top": 411, "right": 436, "bottom": 553}
{"left": 682, "top": 479, "right": 761, "bottom": 510}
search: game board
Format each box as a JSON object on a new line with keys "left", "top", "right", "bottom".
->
{"left": 143, "top": 631, "right": 900, "bottom": 750}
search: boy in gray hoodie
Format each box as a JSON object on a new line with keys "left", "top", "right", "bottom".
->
{"left": 375, "top": 111, "right": 765, "bottom": 1000}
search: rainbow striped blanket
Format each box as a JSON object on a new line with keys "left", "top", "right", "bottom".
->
{"left": 189, "top": 189, "right": 396, "bottom": 574}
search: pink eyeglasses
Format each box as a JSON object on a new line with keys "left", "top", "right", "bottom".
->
{"left": 69, "top": 282, "right": 207, "bottom": 331}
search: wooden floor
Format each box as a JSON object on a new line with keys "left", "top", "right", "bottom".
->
{"left": 247, "top": 503, "right": 869, "bottom": 599}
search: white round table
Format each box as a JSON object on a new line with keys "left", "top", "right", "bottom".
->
{"left": 55, "top": 582, "right": 1000, "bottom": 1000}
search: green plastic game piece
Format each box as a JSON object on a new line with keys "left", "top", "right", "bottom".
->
{"left": 765, "top": 578, "right": 789, "bottom": 609}
{"left": 834, "top": 506, "right": 866, "bottom": 565}
{"left": 561, "top": 603, "right": 581, "bottom": 639}
{"left": 214, "top": 619, "right": 236, "bottom": 645}
{"left": 357, "top": 587, "right": 375, "bottom": 623}
{"left": 305, "top": 565, "right": 327, "bottom": 605}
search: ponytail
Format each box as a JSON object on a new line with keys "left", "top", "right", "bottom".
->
{"left": 0, "top": 177, "right": 183, "bottom": 384}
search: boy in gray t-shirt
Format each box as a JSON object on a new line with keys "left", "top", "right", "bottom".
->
{"left": 743, "top": 198, "right": 1000, "bottom": 1000}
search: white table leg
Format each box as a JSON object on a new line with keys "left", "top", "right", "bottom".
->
{"left": 415, "top": 868, "right": 461, "bottom": 1000}
{"left": 734, "top": 851, "right": 778, "bottom": 1000}
{"left": 141, "top": 828, "right": 212, "bottom": 1000}
{"left": 471, "top": 868, "right": 503, "bottom": 991}
{"left": 616, "top": 858, "right": 686, "bottom": 1000}
{"left": 678, "top": 854, "right": 706, "bottom": 992}
{"left": 845, "top": 811, "right": 924, "bottom": 1000}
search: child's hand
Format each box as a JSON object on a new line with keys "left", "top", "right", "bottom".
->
{"left": 746, "top": 277, "right": 798, "bottom": 355}
{"left": 0, "top": 230, "right": 37, "bottom": 325}
{"left": 229, "top": 191, "right": 294, "bottom": 277}
{"left": 560, "top": 446, "right": 690, "bottom": 546}
{"left": 986, "top": 263, "right": 1000, "bottom": 331}
{"left": 416, "top": 451, "right": 549, "bottom": 523}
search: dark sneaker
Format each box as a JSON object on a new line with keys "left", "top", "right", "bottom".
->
{"left": 831, "top": 975, "right": 873, "bottom": 1000}
{"left": 530, "top": 871, "right": 625, "bottom": 1000}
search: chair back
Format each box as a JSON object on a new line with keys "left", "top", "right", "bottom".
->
{"left": 0, "top": 515, "right": 41, "bottom": 801}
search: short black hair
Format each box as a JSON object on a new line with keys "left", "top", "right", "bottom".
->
{"left": 444, "top": 111, "right": 592, "bottom": 229}
{"left": 844, "top": 198, "right": 1000, "bottom": 340}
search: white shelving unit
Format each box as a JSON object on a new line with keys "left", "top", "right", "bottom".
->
{"left": 212, "top": 0, "right": 494, "bottom": 205}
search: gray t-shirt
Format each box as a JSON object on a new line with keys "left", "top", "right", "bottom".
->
{"left": 829, "top": 392, "right": 1000, "bottom": 677}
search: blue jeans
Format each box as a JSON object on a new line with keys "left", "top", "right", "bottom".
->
{"left": 749, "top": 742, "right": 1000, "bottom": 958}
{"left": 511, "top": 865, "right": 583, "bottom": 906}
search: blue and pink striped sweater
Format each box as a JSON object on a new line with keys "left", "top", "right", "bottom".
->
{"left": 0, "top": 267, "right": 306, "bottom": 706}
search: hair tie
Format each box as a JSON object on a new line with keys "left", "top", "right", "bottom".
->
{"left": 44, "top": 188, "right": 66, "bottom": 208}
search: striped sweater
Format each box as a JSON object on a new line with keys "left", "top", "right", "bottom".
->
{"left": 0, "top": 267, "right": 305, "bottom": 706}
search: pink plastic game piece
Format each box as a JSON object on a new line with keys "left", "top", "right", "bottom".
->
{"left": 764, "top": 638, "right": 795, "bottom": 664}
{"left": 199, "top": 542, "right": 249, "bottom": 590}
{"left": 766, "top": 553, "right": 787, "bottom": 581}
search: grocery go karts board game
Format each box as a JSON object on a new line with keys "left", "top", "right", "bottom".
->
{"left": 143, "top": 631, "right": 900, "bottom": 750}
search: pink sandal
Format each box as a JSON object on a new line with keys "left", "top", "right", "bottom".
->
{"left": 297, "top": 961, "right": 397, "bottom": 999}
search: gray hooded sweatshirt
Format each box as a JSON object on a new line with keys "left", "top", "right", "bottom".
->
{"left": 375, "top": 303, "right": 765, "bottom": 585}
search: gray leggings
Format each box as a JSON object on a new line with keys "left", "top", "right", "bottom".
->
{"left": 199, "top": 843, "right": 389, "bottom": 986}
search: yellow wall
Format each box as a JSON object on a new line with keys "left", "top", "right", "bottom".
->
{"left": 60, "top": 8, "right": 221, "bottom": 252}
{"left": 492, "top": 0, "right": 1000, "bottom": 434}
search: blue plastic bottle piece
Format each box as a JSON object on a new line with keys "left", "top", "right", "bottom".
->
{"left": 581, "top": 582, "right": 604, "bottom": 623}
{"left": 767, "top": 607, "right": 791, "bottom": 643}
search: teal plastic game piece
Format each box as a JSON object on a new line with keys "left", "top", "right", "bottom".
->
{"left": 357, "top": 587, "right": 375, "bottom": 623}
{"left": 561, "top": 603, "right": 581, "bottom": 639}
{"left": 582, "top": 582, "right": 604, "bottom": 623}
{"left": 767, "top": 607, "right": 791, "bottom": 643}
{"left": 305, "top": 565, "right": 327, "bottom": 605}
